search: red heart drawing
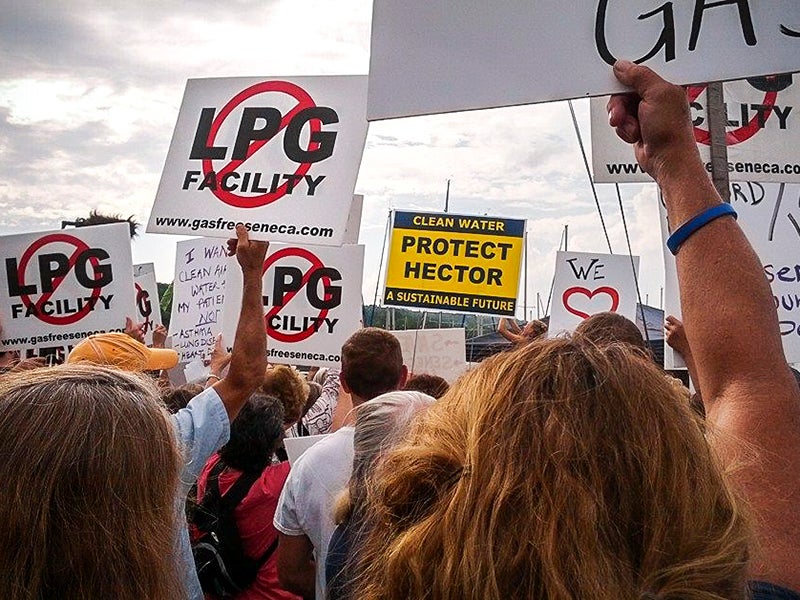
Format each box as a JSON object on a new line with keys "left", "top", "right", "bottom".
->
{"left": 562, "top": 286, "right": 620, "bottom": 319}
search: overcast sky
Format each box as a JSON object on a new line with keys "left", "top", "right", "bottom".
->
{"left": 0, "top": 0, "right": 668, "bottom": 318}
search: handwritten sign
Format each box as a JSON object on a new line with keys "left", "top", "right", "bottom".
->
{"left": 222, "top": 243, "right": 364, "bottom": 368}
{"left": 368, "top": 0, "right": 800, "bottom": 120}
{"left": 391, "top": 328, "right": 467, "bottom": 384}
{"left": 169, "top": 237, "right": 228, "bottom": 362}
{"left": 549, "top": 251, "right": 640, "bottom": 335}
{"left": 133, "top": 263, "right": 163, "bottom": 345}
{"left": 592, "top": 74, "right": 800, "bottom": 183}
{"left": 662, "top": 183, "right": 800, "bottom": 367}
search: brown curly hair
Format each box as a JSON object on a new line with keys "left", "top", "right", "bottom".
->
{"left": 261, "top": 365, "right": 309, "bottom": 426}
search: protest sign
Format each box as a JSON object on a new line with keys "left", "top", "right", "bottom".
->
{"left": 169, "top": 237, "right": 229, "bottom": 362}
{"left": 147, "top": 76, "right": 367, "bottom": 245}
{"left": 222, "top": 243, "right": 364, "bottom": 368}
{"left": 383, "top": 211, "right": 524, "bottom": 316}
{"left": 662, "top": 183, "right": 800, "bottom": 367}
{"left": 133, "top": 263, "right": 163, "bottom": 345}
{"left": 592, "top": 75, "right": 800, "bottom": 183}
{"left": 391, "top": 328, "right": 467, "bottom": 384}
{"left": 0, "top": 223, "right": 135, "bottom": 352}
{"left": 368, "top": 0, "right": 800, "bottom": 120}
{"left": 548, "top": 250, "right": 640, "bottom": 335}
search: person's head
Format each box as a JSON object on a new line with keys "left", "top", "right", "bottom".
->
{"left": 67, "top": 332, "right": 178, "bottom": 372}
{"left": 338, "top": 390, "right": 435, "bottom": 524}
{"left": 218, "top": 393, "right": 285, "bottom": 474}
{"left": 161, "top": 383, "right": 204, "bottom": 414}
{"left": 574, "top": 311, "right": 648, "bottom": 353}
{"left": 260, "top": 365, "right": 309, "bottom": 427}
{"left": 355, "top": 338, "right": 748, "bottom": 600}
{"left": 521, "top": 319, "right": 547, "bottom": 341}
{"left": 0, "top": 365, "right": 182, "bottom": 600}
{"left": 330, "top": 390, "right": 434, "bottom": 600}
{"left": 403, "top": 373, "right": 449, "bottom": 399}
{"left": 341, "top": 328, "right": 407, "bottom": 404}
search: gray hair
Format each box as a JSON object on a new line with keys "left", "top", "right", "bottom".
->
{"left": 349, "top": 391, "right": 435, "bottom": 513}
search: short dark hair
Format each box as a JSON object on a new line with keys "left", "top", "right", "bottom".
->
{"left": 574, "top": 312, "right": 648, "bottom": 352}
{"left": 341, "top": 328, "right": 404, "bottom": 401}
{"left": 218, "top": 393, "right": 284, "bottom": 474}
{"left": 404, "top": 373, "right": 449, "bottom": 399}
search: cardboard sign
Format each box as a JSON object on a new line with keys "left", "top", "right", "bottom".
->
{"left": 391, "top": 328, "right": 467, "bottom": 384}
{"left": 592, "top": 75, "right": 800, "bottom": 183}
{"left": 548, "top": 250, "right": 640, "bottom": 335}
{"left": 368, "top": 0, "right": 800, "bottom": 120}
{"left": 662, "top": 183, "right": 800, "bottom": 367}
{"left": 343, "top": 194, "right": 364, "bottom": 245}
{"left": 222, "top": 243, "right": 365, "bottom": 368}
{"left": 383, "top": 211, "right": 524, "bottom": 316}
{"left": 169, "top": 237, "right": 229, "bottom": 362}
{"left": 147, "top": 76, "right": 368, "bottom": 245}
{"left": 133, "top": 263, "right": 163, "bottom": 346}
{"left": 0, "top": 223, "right": 135, "bottom": 351}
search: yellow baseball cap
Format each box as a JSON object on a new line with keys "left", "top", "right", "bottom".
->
{"left": 67, "top": 332, "right": 178, "bottom": 372}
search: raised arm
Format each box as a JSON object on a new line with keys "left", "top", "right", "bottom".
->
{"left": 609, "top": 61, "right": 800, "bottom": 590}
{"left": 213, "top": 224, "right": 268, "bottom": 420}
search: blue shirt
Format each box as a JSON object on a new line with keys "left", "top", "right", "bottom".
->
{"left": 171, "top": 386, "right": 230, "bottom": 600}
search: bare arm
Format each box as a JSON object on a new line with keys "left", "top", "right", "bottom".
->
{"left": 212, "top": 224, "right": 269, "bottom": 421}
{"left": 664, "top": 315, "right": 700, "bottom": 394}
{"left": 610, "top": 61, "right": 800, "bottom": 589}
{"left": 276, "top": 533, "right": 316, "bottom": 599}
{"left": 497, "top": 318, "right": 523, "bottom": 344}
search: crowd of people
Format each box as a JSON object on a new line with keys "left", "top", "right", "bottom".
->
{"left": 0, "top": 62, "right": 798, "bottom": 600}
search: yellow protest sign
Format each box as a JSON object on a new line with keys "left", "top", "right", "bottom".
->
{"left": 383, "top": 211, "right": 524, "bottom": 316}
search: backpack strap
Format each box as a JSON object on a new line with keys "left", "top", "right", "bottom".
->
{"left": 205, "top": 461, "right": 280, "bottom": 566}
{"left": 208, "top": 462, "right": 262, "bottom": 514}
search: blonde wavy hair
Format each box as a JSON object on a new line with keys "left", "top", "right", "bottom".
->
{"left": 0, "top": 365, "right": 183, "bottom": 600}
{"left": 355, "top": 338, "right": 749, "bottom": 600}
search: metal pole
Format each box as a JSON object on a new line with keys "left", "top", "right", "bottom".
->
{"left": 445, "top": 179, "right": 451, "bottom": 213}
{"left": 523, "top": 229, "right": 528, "bottom": 320}
{"left": 564, "top": 224, "right": 568, "bottom": 252}
{"left": 706, "top": 82, "right": 730, "bottom": 202}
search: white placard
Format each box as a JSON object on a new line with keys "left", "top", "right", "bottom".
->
{"left": 170, "top": 237, "right": 229, "bottom": 362}
{"left": 133, "top": 263, "right": 163, "bottom": 346}
{"left": 368, "top": 0, "right": 800, "bottom": 120}
{"left": 285, "top": 434, "right": 328, "bottom": 466}
{"left": 592, "top": 75, "right": 800, "bottom": 183}
{"left": 222, "top": 243, "right": 365, "bottom": 368}
{"left": 548, "top": 250, "right": 641, "bottom": 335}
{"left": 343, "top": 194, "right": 364, "bottom": 245}
{"left": 0, "top": 223, "right": 135, "bottom": 351}
{"left": 391, "top": 328, "right": 467, "bottom": 384}
{"left": 147, "top": 76, "right": 367, "bottom": 245}
{"left": 662, "top": 183, "right": 800, "bottom": 367}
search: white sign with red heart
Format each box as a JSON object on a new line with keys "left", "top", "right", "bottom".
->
{"left": 548, "top": 251, "right": 640, "bottom": 336}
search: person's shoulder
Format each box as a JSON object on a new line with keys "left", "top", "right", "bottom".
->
{"left": 287, "top": 428, "right": 354, "bottom": 483}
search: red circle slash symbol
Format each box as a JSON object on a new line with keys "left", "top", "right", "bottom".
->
{"left": 686, "top": 85, "right": 778, "bottom": 147}
{"left": 562, "top": 286, "right": 620, "bottom": 320}
{"left": 17, "top": 234, "right": 103, "bottom": 326}
{"left": 135, "top": 283, "right": 154, "bottom": 335}
{"left": 262, "top": 247, "right": 333, "bottom": 343}
{"left": 202, "top": 81, "right": 322, "bottom": 209}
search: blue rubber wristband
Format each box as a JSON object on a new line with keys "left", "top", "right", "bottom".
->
{"left": 666, "top": 204, "right": 737, "bottom": 256}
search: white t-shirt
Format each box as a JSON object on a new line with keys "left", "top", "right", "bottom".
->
{"left": 274, "top": 426, "right": 354, "bottom": 599}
